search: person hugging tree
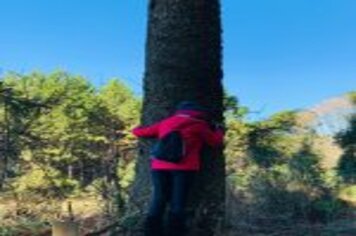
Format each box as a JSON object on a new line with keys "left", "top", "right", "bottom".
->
{"left": 132, "top": 101, "right": 224, "bottom": 236}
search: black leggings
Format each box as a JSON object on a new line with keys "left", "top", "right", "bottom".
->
{"left": 148, "top": 170, "right": 196, "bottom": 218}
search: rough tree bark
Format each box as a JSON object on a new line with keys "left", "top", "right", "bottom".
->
{"left": 130, "top": 1, "right": 225, "bottom": 235}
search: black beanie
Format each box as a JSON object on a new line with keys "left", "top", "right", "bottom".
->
{"left": 176, "top": 101, "right": 207, "bottom": 112}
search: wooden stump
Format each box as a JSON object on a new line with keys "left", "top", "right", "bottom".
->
{"left": 52, "top": 221, "right": 79, "bottom": 236}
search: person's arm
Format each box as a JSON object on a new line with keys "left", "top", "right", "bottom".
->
{"left": 201, "top": 125, "right": 224, "bottom": 147}
{"left": 132, "top": 122, "right": 160, "bottom": 138}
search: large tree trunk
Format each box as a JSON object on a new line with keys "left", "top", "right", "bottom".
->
{"left": 130, "top": 1, "right": 225, "bottom": 235}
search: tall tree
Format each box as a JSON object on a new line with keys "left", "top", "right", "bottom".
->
{"left": 130, "top": 1, "right": 225, "bottom": 235}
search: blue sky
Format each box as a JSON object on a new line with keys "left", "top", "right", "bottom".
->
{"left": 0, "top": 0, "right": 355, "bottom": 118}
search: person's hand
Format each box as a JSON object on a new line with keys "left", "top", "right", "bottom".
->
{"left": 213, "top": 122, "right": 226, "bottom": 132}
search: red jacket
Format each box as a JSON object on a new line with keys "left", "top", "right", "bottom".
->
{"left": 132, "top": 110, "right": 224, "bottom": 171}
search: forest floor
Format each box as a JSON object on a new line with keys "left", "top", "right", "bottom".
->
{"left": 0, "top": 196, "right": 107, "bottom": 235}
{"left": 223, "top": 218, "right": 356, "bottom": 236}
{"left": 1, "top": 196, "right": 356, "bottom": 235}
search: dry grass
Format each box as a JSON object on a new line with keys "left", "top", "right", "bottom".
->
{"left": 1, "top": 183, "right": 356, "bottom": 235}
{"left": 0, "top": 195, "right": 109, "bottom": 236}
{"left": 221, "top": 220, "right": 356, "bottom": 236}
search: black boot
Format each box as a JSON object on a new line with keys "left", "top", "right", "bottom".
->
{"left": 166, "top": 212, "right": 186, "bottom": 236}
{"left": 144, "top": 215, "right": 164, "bottom": 236}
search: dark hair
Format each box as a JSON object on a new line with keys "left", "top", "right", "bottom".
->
{"left": 176, "top": 101, "right": 208, "bottom": 112}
